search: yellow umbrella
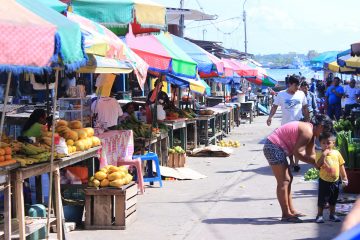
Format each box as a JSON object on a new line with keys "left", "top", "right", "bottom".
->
{"left": 327, "top": 61, "right": 356, "bottom": 73}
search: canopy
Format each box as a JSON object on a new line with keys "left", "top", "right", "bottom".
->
{"left": 18, "top": 0, "right": 87, "bottom": 71}
{"left": 67, "top": 12, "right": 126, "bottom": 60}
{"left": 67, "top": 12, "right": 148, "bottom": 88}
{"left": 126, "top": 32, "right": 197, "bottom": 78}
{"left": 169, "top": 34, "right": 217, "bottom": 75}
{"left": 337, "top": 50, "right": 360, "bottom": 69}
{"left": 166, "top": 74, "right": 207, "bottom": 95}
{"left": 77, "top": 54, "right": 133, "bottom": 73}
{"left": 0, "top": 0, "right": 57, "bottom": 74}
{"left": 199, "top": 51, "right": 224, "bottom": 78}
{"left": 325, "top": 61, "right": 357, "bottom": 74}
{"left": 37, "top": 0, "right": 67, "bottom": 12}
{"left": 223, "top": 59, "right": 258, "bottom": 77}
{"left": 311, "top": 51, "right": 339, "bottom": 64}
{"left": 71, "top": 0, "right": 166, "bottom": 34}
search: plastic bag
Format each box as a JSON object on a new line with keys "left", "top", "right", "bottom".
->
{"left": 56, "top": 137, "right": 69, "bottom": 155}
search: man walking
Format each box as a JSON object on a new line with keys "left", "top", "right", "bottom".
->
{"left": 300, "top": 81, "right": 318, "bottom": 119}
{"left": 267, "top": 75, "right": 310, "bottom": 172}
{"left": 325, "top": 77, "right": 344, "bottom": 120}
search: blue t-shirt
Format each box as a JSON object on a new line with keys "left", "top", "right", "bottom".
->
{"left": 326, "top": 85, "right": 344, "bottom": 105}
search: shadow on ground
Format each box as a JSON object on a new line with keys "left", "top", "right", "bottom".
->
{"left": 216, "top": 165, "right": 273, "bottom": 176}
{"left": 202, "top": 217, "right": 315, "bottom": 225}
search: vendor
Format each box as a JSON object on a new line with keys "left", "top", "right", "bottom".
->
{"left": 91, "top": 95, "right": 123, "bottom": 130}
{"left": 120, "top": 102, "right": 136, "bottom": 122}
{"left": 22, "top": 109, "right": 47, "bottom": 138}
{"left": 145, "top": 78, "right": 169, "bottom": 123}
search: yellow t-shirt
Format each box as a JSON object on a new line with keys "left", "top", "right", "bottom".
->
{"left": 316, "top": 149, "right": 345, "bottom": 182}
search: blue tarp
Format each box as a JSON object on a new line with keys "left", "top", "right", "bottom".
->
{"left": 171, "top": 35, "right": 216, "bottom": 75}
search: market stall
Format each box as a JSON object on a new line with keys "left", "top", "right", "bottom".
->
{"left": 11, "top": 147, "right": 100, "bottom": 239}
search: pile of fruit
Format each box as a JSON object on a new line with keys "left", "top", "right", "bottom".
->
{"left": 88, "top": 165, "right": 133, "bottom": 188}
{"left": 0, "top": 142, "right": 15, "bottom": 167}
{"left": 217, "top": 140, "right": 241, "bottom": 148}
{"left": 334, "top": 119, "right": 353, "bottom": 132}
{"left": 168, "top": 146, "right": 185, "bottom": 154}
{"left": 49, "top": 120, "right": 101, "bottom": 153}
{"left": 13, "top": 143, "right": 53, "bottom": 167}
{"left": 304, "top": 167, "right": 319, "bottom": 181}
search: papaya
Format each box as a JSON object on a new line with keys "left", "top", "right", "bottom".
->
{"left": 100, "top": 178, "right": 110, "bottom": 187}
{"left": 109, "top": 179, "right": 125, "bottom": 188}
{"left": 94, "top": 171, "right": 107, "bottom": 181}
{"left": 108, "top": 172, "right": 124, "bottom": 181}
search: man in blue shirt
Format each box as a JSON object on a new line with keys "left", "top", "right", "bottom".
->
{"left": 325, "top": 77, "right": 344, "bottom": 120}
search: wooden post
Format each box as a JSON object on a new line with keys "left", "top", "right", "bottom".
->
{"left": 53, "top": 169, "right": 63, "bottom": 240}
{"left": 4, "top": 172, "right": 11, "bottom": 239}
{"left": 15, "top": 171, "right": 25, "bottom": 240}
{"left": 46, "top": 69, "right": 59, "bottom": 239}
{"left": 0, "top": 72, "right": 12, "bottom": 140}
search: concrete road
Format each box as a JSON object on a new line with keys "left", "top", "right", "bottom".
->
{"left": 68, "top": 114, "right": 344, "bottom": 240}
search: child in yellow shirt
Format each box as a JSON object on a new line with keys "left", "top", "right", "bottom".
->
{"left": 315, "top": 132, "right": 348, "bottom": 223}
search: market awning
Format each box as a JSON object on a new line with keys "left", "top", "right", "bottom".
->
{"left": 71, "top": 0, "right": 166, "bottom": 35}
{"left": 199, "top": 51, "right": 224, "bottom": 78}
{"left": 77, "top": 55, "right": 133, "bottom": 73}
{"left": 170, "top": 34, "right": 217, "bottom": 75}
{"left": 166, "top": 74, "right": 207, "bottom": 95}
{"left": 223, "top": 59, "right": 258, "bottom": 77}
{"left": 67, "top": 12, "right": 126, "bottom": 60}
{"left": 311, "top": 51, "right": 339, "bottom": 71}
{"left": 0, "top": 0, "right": 57, "bottom": 74}
{"left": 17, "top": 0, "right": 87, "bottom": 71}
{"left": 66, "top": 12, "right": 148, "bottom": 89}
{"left": 126, "top": 32, "right": 197, "bottom": 78}
{"left": 325, "top": 50, "right": 357, "bottom": 74}
{"left": 37, "top": 0, "right": 67, "bottom": 12}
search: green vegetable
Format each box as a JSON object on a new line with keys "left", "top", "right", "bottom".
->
{"left": 304, "top": 167, "right": 319, "bottom": 181}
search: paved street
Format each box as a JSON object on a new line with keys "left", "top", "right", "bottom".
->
{"left": 69, "top": 114, "right": 344, "bottom": 240}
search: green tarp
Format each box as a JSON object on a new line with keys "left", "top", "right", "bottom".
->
{"left": 36, "top": 0, "right": 67, "bottom": 12}
{"left": 156, "top": 34, "right": 198, "bottom": 78}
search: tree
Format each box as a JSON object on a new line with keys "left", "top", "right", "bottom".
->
{"left": 307, "top": 50, "right": 319, "bottom": 60}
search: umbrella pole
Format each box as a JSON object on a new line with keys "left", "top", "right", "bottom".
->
{"left": 46, "top": 69, "right": 59, "bottom": 240}
{"left": 0, "top": 72, "right": 12, "bottom": 140}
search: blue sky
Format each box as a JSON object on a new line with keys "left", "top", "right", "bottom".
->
{"left": 154, "top": 0, "right": 360, "bottom": 55}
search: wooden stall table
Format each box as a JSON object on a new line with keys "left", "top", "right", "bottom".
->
{"left": 11, "top": 147, "right": 100, "bottom": 240}
{"left": 0, "top": 163, "right": 19, "bottom": 240}
{"left": 161, "top": 119, "right": 187, "bottom": 151}
{"left": 185, "top": 119, "right": 197, "bottom": 150}
{"left": 196, "top": 115, "right": 216, "bottom": 146}
{"left": 226, "top": 103, "right": 240, "bottom": 127}
{"left": 207, "top": 107, "right": 231, "bottom": 135}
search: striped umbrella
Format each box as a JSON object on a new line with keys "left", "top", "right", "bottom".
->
{"left": 0, "top": 0, "right": 56, "bottom": 74}
{"left": 125, "top": 32, "right": 197, "bottom": 78}
{"left": 71, "top": 0, "right": 166, "bottom": 34}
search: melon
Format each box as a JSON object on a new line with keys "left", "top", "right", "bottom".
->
{"left": 69, "top": 120, "right": 82, "bottom": 129}
{"left": 56, "top": 120, "right": 68, "bottom": 127}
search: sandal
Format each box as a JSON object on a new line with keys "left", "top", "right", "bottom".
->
{"left": 281, "top": 216, "right": 303, "bottom": 223}
{"left": 293, "top": 212, "right": 306, "bottom": 217}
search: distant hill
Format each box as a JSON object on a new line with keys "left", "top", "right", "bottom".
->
{"left": 254, "top": 51, "right": 320, "bottom": 68}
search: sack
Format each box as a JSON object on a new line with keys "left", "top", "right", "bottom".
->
{"left": 157, "top": 104, "right": 166, "bottom": 120}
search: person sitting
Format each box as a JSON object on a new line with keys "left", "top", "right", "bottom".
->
{"left": 22, "top": 109, "right": 47, "bottom": 138}
{"left": 120, "top": 102, "right": 137, "bottom": 122}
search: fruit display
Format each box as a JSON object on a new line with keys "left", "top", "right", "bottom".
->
{"left": 168, "top": 146, "right": 185, "bottom": 154}
{"left": 0, "top": 142, "right": 16, "bottom": 167}
{"left": 88, "top": 165, "right": 133, "bottom": 188}
{"left": 217, "top": 140, "right": 241, "bottom": 148}
{"left": 13, "top": 143, "right": 52, "bottom": 167}
{"left": 118, "top": 115, "right": 152, "bottom": 139}
{"left": 41, "top": 120, "right": 100, "bottom": 154}
{"left": 304, "top": 167, "right": 319, "bottom": 181}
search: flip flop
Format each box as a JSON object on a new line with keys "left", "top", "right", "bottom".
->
{"left": 293, "top": 212, "right": 307, "bottom": 217}
{"left": 281, "top": 216, "right": 303, "bottom": 223}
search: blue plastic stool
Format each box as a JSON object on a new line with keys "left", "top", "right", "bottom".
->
{"left": 132, "top": 152, "right": 163, "bottom": 187}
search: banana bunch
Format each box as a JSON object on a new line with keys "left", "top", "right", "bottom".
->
{"left": 21, "top": 143, "right": 47, "bottom": 156}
